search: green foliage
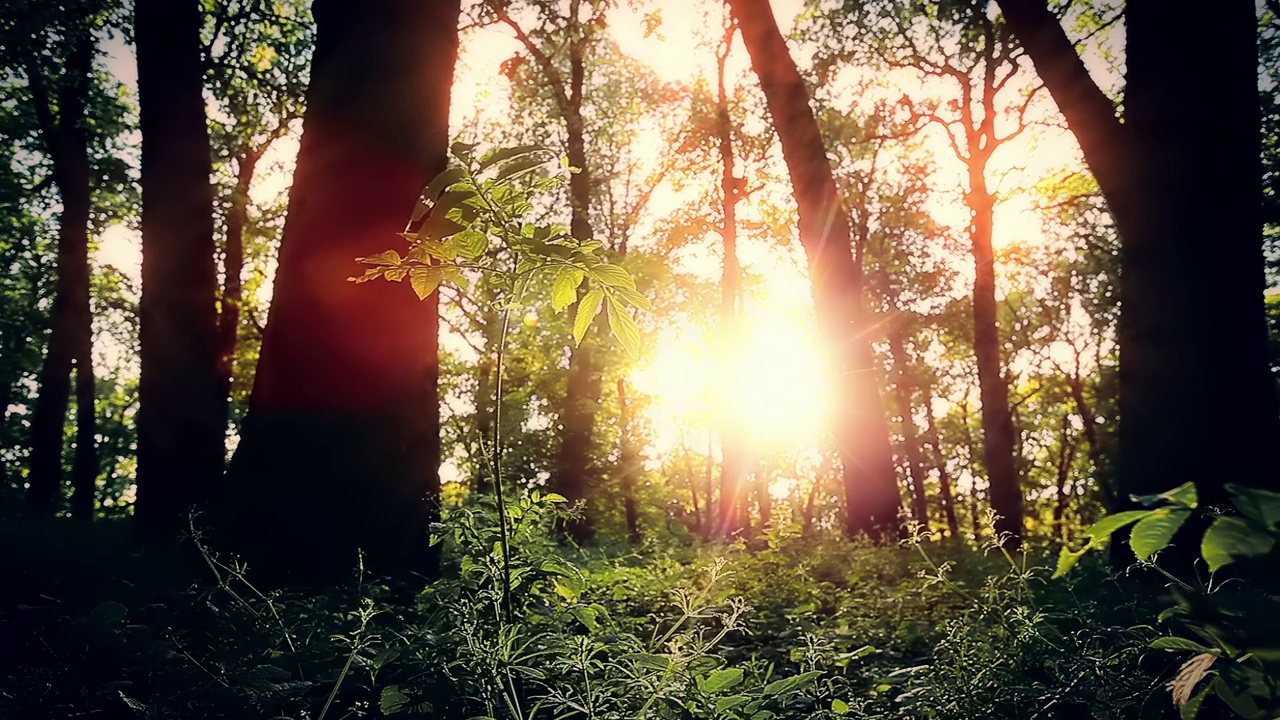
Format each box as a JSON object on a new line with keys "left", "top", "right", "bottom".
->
{"left": 353, "top": 142, "right": 649, "bottom": 358}
{"left": 1056, "top": 482, "right": 1280, "bottom": 718}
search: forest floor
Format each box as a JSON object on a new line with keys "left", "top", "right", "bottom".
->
{"left": 0, "top": 517, "right": 1175, "bottom": 720}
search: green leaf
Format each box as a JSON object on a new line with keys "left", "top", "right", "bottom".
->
{"left": 1202, "top": 515, "right": 1276, "bottom": 572}
{"left": 424, "top": 166, "right": 467, "bottom": 198}
{"left": 610, "top": 284, "right": 653, "bottom": 311}
{"left": 357, "top": 250, "right": 401, "bottom": 266}
{"left": 494, "top": 155, "right": 548, "bottom": 183}
{"left": 762, "top": 670, "right": 822, "bottom": 697}
{"left": 409, "top": 268, "right": 442, "bottom": 300}
{"left": 623, "top": 653, "right": 672, "bottom": 671}
{"left": 716, "top": 695, "right": 751, "bottom": 712}
{"left": 453, "top": 229, "right": 488, "bottom": 259}
{"left": 1134, "top": 482, "right": 1199, "bottom": 509}
{"left": 543, "top": 492, "right": 568, "bottom": 503}
{"left": 551, "top": 268, "right": 586, "bottom": 313}
{"left": 831, "top": 699, "right": 850, "bottom": 715}
{"left": 381, "top": 685, "right": 410, "bottom": 715}
{"left": 605, "top": 297, "right": 642, "bottom": 359}
{"left": 1051, "top": 546, "right": 1086, "bottom": 579}
{"left": 1131, "top": 507, "right": 1193, "bottom": 561}
{"left": 449, "top": 141, "right": 479, "bottom": 159}
{"left": 1084, "top": 510, "right": 1155, "bottom": 545}
{"left": 573, "top": 289, "right": 604, "bottom": 346}
{"left": 698, "top": 668, "right": 744, "bottom": 694}
{"left": 570, "top": 605, "right": 599, "bottom": 632}
{"left": 480, "top": 144, "right": 550, "bottom": 170}
{"left": 1150, "top": 636, "right": 1216, "bottom": 653}
{"left": 589, "top": 263, "right": 636, "bottom": 289}
{"left": 1227, "top": 484, "right": 1280, "bottom": 529}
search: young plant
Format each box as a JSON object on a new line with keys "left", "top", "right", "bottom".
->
{"left": 1055, "top": 482, "right": 1280, "bottom": 719}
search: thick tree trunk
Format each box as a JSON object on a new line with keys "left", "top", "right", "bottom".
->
{"left": 922, "top": 383, "right": 961, "bottom": 538}
{"left": 24, "top": 31, "right": 97, "bottom": 519}
{"left": 729, "top": 0, "right": 902, "bottom": 540}
{"left": 887, "top": 323, "right": 929, "bottom": 527}
{"left": 966, "top": 173, "right": 1023, "bottom": 544}
{"left": 220, "top": 0, "right": 460, "bottom": 582}
{"left": 135, "top": 0, "right": 226, "bottom": 540}
{"left": 998, "top": 0, "right": 1280, "bottom": 505}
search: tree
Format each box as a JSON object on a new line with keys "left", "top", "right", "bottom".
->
{"left": 4, "top": 2, "right": 102, "bottom": 519}
{"left": 997, "top": 0, "right": 1280, "bottom": 502}
{"left": 220, "top": 0, "right": 461, "bottom": 581}
{"left": 202, "top": 0, "right": 311, "bottom": 428}
{"left": 134, "top": 0, "right": 226, "bottom": 539}
{"left": 482, "top": 0, "right": 606, "bottom": 541}
{"left": 727, "top": 0, "right": 903, "bottom": 540}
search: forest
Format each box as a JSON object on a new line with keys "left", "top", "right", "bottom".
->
{"left": 1, "top": 0, "right": 1279, "bottom": 717}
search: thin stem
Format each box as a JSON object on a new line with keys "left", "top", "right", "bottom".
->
{"left": 491, "top": 297, "right": 515, "bottom": 625}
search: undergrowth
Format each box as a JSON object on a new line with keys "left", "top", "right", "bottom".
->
{"left": 0, "top": 510, "right": 1169, "bottom": 719}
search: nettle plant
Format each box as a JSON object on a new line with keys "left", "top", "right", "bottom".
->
{"left": 1055, "top": 482, "right": 1280, "bottom": 719}
{"left": 354, "top": 143, "right": 824, "bottom": 719}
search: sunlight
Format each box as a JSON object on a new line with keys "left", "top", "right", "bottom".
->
{"left": 631, "top": 297, "right": 831, "bottom": 456}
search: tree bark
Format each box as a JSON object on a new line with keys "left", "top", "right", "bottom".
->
{"left": 135, "top": 0, "right": 226, "bottom": 540}
{"left": 616, "top": 379, "right": 642, "bottom": 545}
{"left": 887, "top": 321, "right": 929, "bottom": 528}
{"left": 1051, "top": 413, "right": 1079, "bottom": 541}
{"left": 728, "top": 0, "right": 902, "bottom": 540}
{"left": 998, "top": 0, "right": 1280, "bottom": 505}
{"left": 966, "top": 167, "right": 1023, "bottom": 544}
{"left": 217, "top": 145, "right": 264, "bottom": 411}
{"left": 220, "top": 0, "right": 460, "bottom": 582}
{"left": 24, "top": 27, "right": 97, "bottom": 519}
{"left": 922, "top": 382, "right": 961, "bottom": 538}
{"left": 715, "top": 20, "right": 747, "bottom": 539}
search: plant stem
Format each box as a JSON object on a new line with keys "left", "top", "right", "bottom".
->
{"left": 491, "top": 297, "right": 515, "bottom": 626}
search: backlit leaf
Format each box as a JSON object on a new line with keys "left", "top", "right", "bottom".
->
{"left": 1131, "top": 507, "right": 1192, "bottom": 561}
{"left": 589, "top": 263, "right": 636, "bottom": 289}
{"left": 605, "top": 297, "right": 642, "bottom": 358}
{"left": 551, "top": 268, "right": 585, "bottom": 313}
{"left": 410, "top": 268, "right": 442, "bottom": 300}
{"left": 574, "top": 289, "right": 604, "bottom": 346}
{"left": 1201, "top": 515, "right": 1275, "bottom": 572}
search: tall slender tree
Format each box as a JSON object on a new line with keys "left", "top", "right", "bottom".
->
{"left": 727, "top": 0, "right": 903, "bottom": 540}
{"left": 221, "top": 0, "right": 461, "bottom": 581}
{"left": 11, "top": 4, "right": 101, "bottom": 519}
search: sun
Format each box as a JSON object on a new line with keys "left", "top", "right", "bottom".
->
{"left": 630, "top": 301, "right": 832, "bottom": 461}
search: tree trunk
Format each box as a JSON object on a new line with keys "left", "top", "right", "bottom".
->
{"left": 966, "top": 171, "right": 1023, "bottom": 544}
{"left": 219, "top": 0, "right": 460, "bottom": 582}
{"left": 887, "top": 322, "right": 929, "bottom": 528}
{"left": 1051, "top": 414, "right": 1079, "bottom": 541}
{"left": 755, "top": 458, "right": 772, "bottom": 531}
{"left": 1066, "top": 368, "right": 1115, "bottom": 510}
{"left": 922, "top": 382, "right": 961, "bottom": 538}
{"left": 729, "top": 0, "right": 902, "bottom": 540}
{"left": 715, "top": 21, "right": 746, "bottom": 540}
{"left": 135, "top": 0, "right": 226, "bottom": 540}
{"left": 24, "top": 29, "right": 97, "bottom": 519}
{"left": 217, "top": 145, "right": 263, "bottom": 410}
{"left": 616, "top": 379, "right": 642, "bottom": 545}
{"left": 998, "top": 0, "right": 1280, "bottom": 505}
{"left": 555, "top": 5, "right": 600, "bottom": 541}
